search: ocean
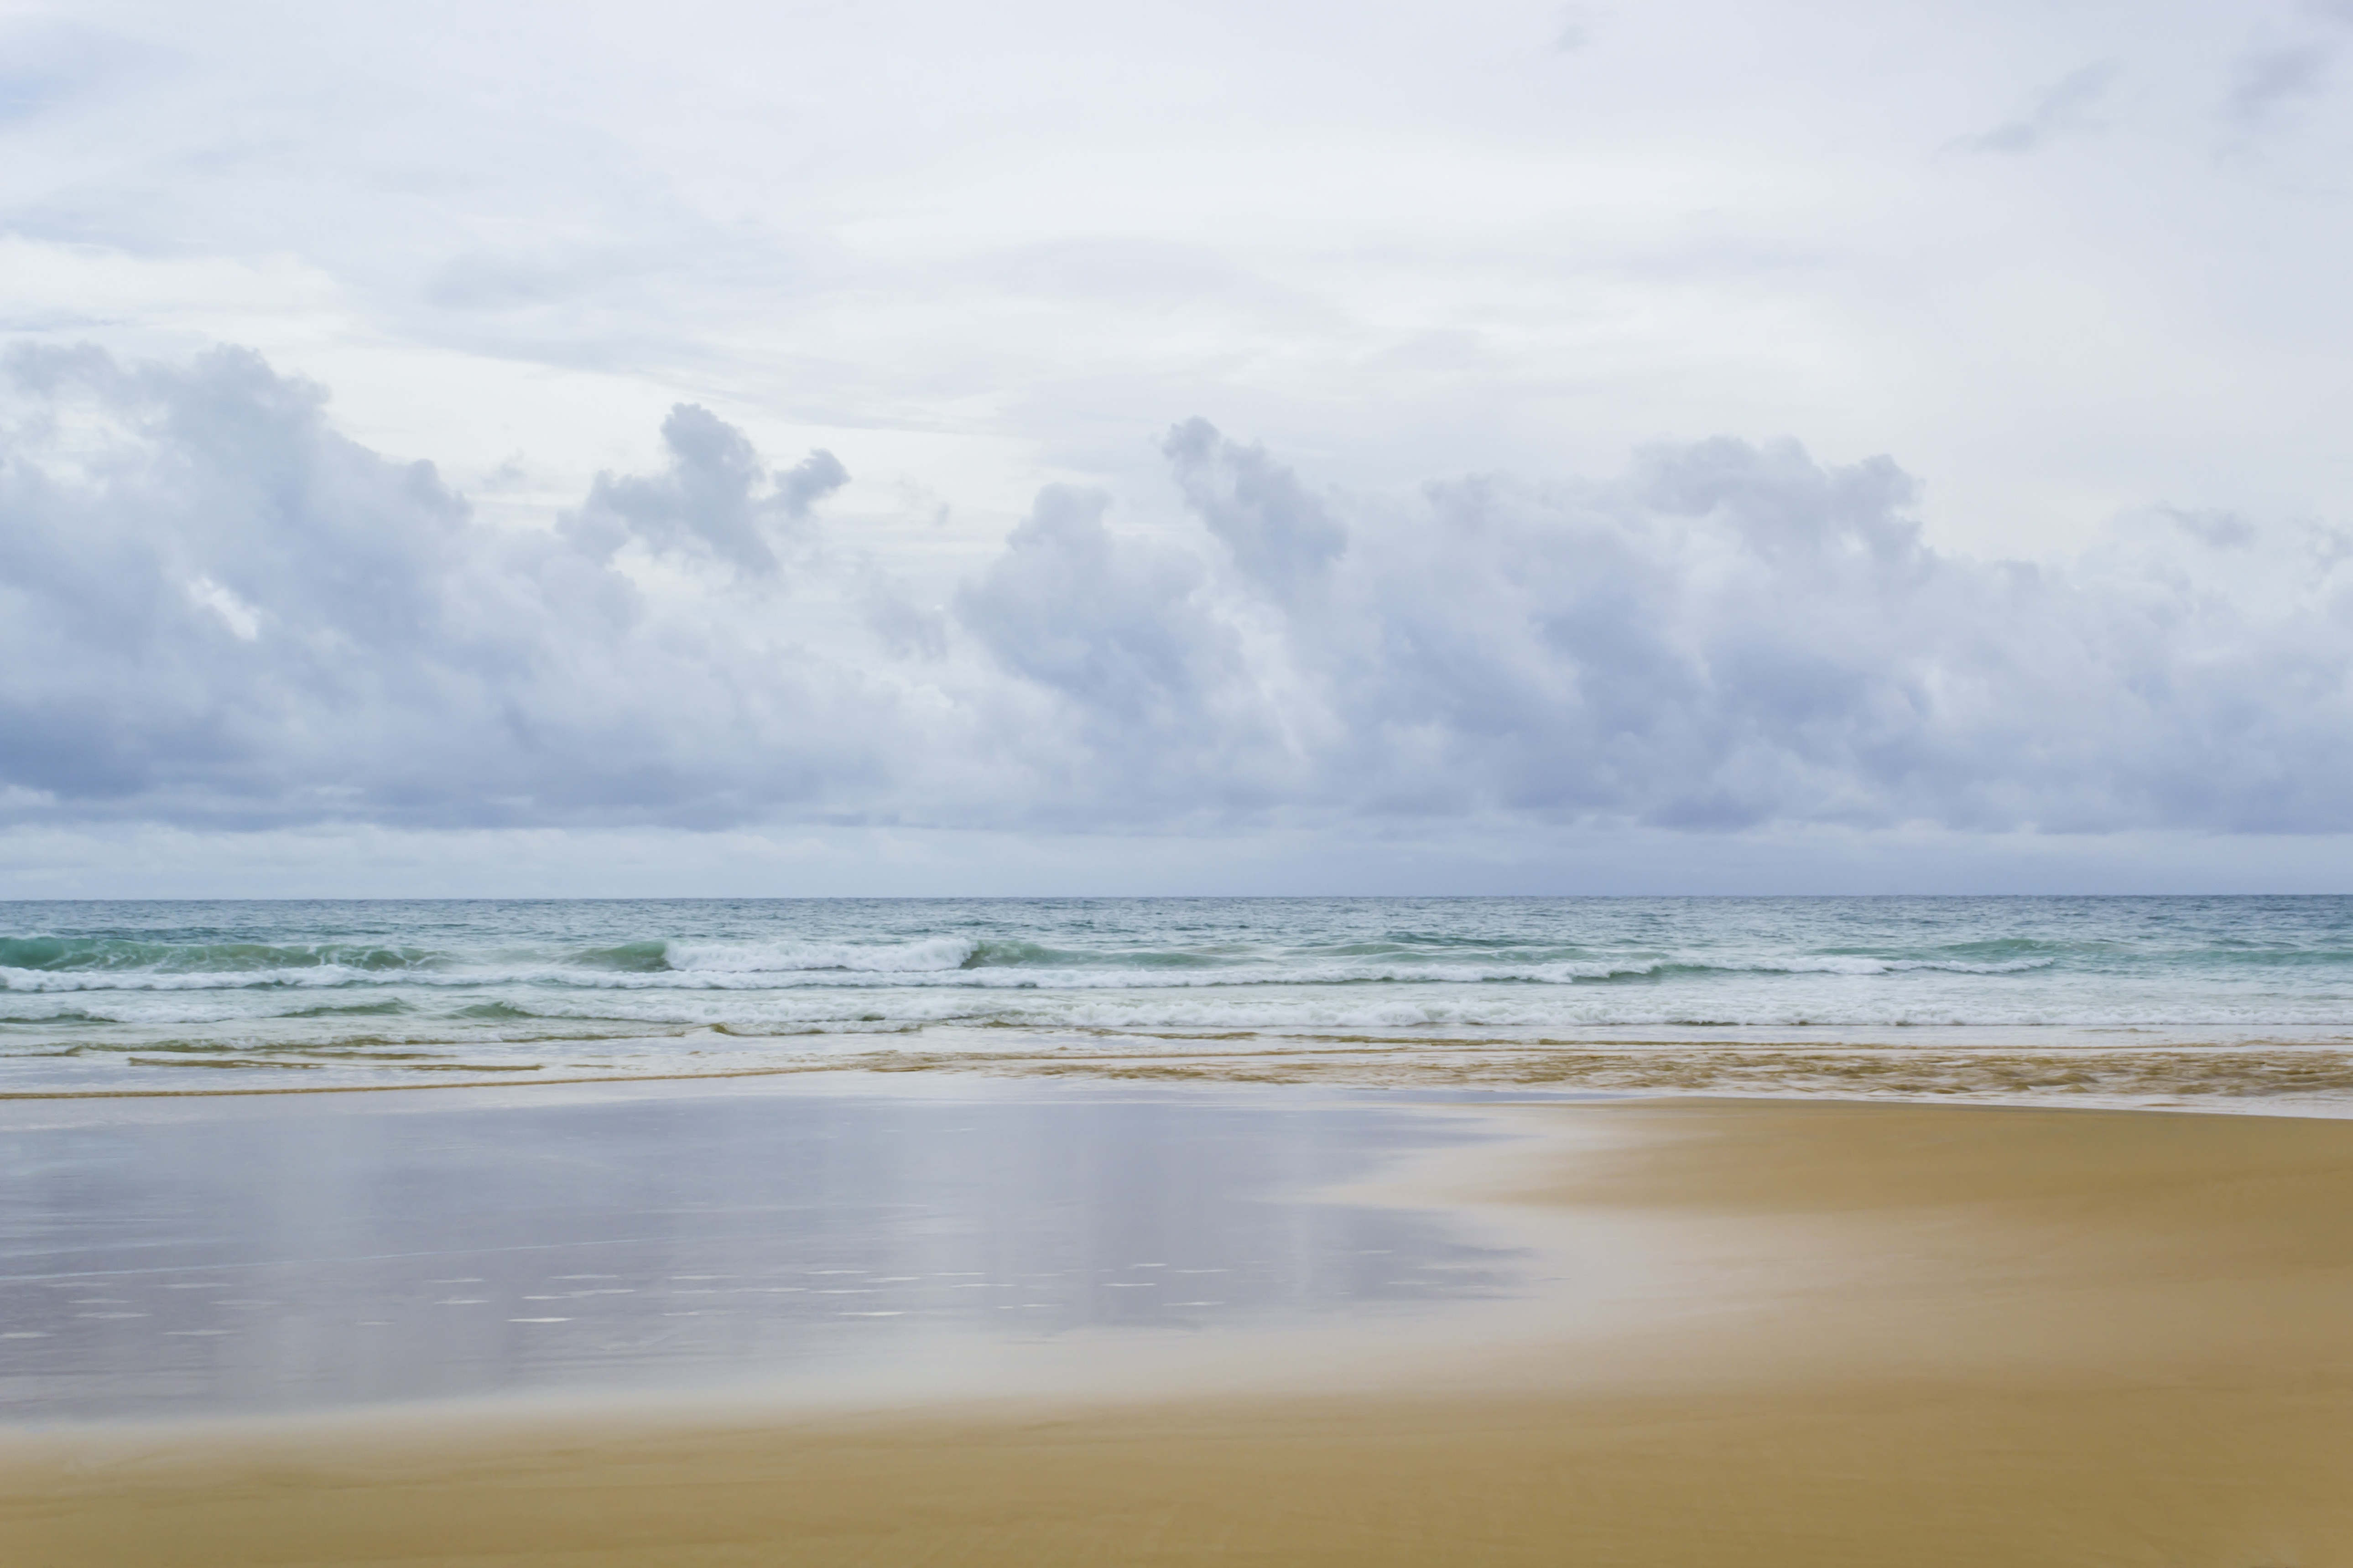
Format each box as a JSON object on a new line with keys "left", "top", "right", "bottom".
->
{"left": 5, "top": 895, "right": 2353, "bottom": 1108}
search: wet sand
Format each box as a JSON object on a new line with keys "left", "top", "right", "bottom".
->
{"left": 7, "top": 1097, "right": 2353, "bottom": 1566}
{"left": 0, "top": 1081, "right": 1515, "bottom": 1420}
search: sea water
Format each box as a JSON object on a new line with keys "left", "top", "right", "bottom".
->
{"left": 9, "top": 894, "right": 2353, "bottom": 1422}
{"left": 4, "top": 896, "right": 2353, "bottom": 1107}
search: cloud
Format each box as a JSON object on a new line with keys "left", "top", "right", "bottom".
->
{"left": 776, "top": 448, "right": 852, "bottom": 519}
{"left": 2223, "top": 3, "right": 2353, "bottom": 128}
{"left": 967, "top": 422, "right": 2353, "bottom": 835}
{"left": 0, "top": 345, "right": 900, "bottom": 828}
{"left": 2225, "top": 41, "right": 2335, "bottom": 125}
{"left": 1961, "top": 62, "right": 2117, "bottom": 153}
{"left": 857, "top": 563, "right": 949, "bottom": 662}
{"left": 5, "top": 345, "right": 2352, "bottom": 843}
{"left": 561, "top": 403, "right": 846, "bottom": 576}
{"left": 950, "top": 484, "right": 1294, "bottom": 814}
{"left": 0, "top": 20, "right": 156, "bottom": 128}
{"left": 1550, "top": 3, "right": 1612, "bottom": 53}
{"left": 1162, "top": 417, "right": 1346, "bottom": 605}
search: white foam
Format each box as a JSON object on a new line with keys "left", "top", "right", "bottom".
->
{"left": 660, "top": 936, "right": 979, "bottom": 974}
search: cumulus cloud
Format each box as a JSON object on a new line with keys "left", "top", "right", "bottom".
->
{"left": 1163, "top": 417, "right": 1346, "bottom": 606}
{"left": 4, "top": 344, "right": 2351, "bottom": 841}
{"left": 0, "top": 345, "right": 901, "bottom": 828}
{"left": 562, "top": 403, "right": 846, "bottom": 576}
{"left": 950, "top": 484, "right": 1297, "bottom": 815}
{"left": 956, "top": 423, "right": 2353, "bottom": 835}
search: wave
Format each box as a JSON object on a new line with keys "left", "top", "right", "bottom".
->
{"left": 454, "top": 1000, "right": 539, "bottom": 1020}
{"left": 278, "top": 998, "right": 411, "bottom": 1018}
{"left": 662, "top": 935, "right": 981, "bottom": 973}
{"left": 569, "top": 941, "right": 673, "bottom": 972}
{"left": 0, "top": 1007, "right": 119, "bottom": 1027}
{"left": 0, "top": 927, "right": 2086, "bottom": 986}
{"left": 0, "top": 963, "right": 2046, "bottom": 997}
{"left": 0, "top": 936, "right": 440, "bottom": 975}
{"left": 640, "top": 944, "right": 2065, "bottom": 983}
{"left": 1664, "top": 955, "right": 2058, "bottom": 977}
{"left": 9, "top": 903, "right": 2348, "bottom": 1091}
{"left": 0, "top": 951, "right": 2061, "bottom": 994}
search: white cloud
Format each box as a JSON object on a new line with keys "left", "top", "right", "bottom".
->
{"left": 0, "top": 344, "right": 908, "bottom": 828}
{"left": 7, "top": 2, "right": 2352, "bottom": 571}
{"left": 187, "top": 575, "right": 260, "bottom": 640}
{"left": 7, "top": 344, "right": 2348, "bottom": 855}
{"left": 560, "top": 404, "right": 846, "bottom": 577}
{"left": 1163, "top": 417, "right": 1348, "bottom": 607}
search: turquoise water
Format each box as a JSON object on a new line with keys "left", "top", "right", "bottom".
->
{"left": 5, "top": 897, "right": 2353, "bottom": 1101}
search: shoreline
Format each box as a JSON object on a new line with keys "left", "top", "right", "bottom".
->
{"left": 8, "top": 1092, "right": 2353, "bottom": 1563}
{"left": 11, "top": 1025, "right": 2353, "bottom": 1116}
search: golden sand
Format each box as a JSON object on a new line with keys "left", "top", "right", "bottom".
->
{"left": 6, "top": 1099, "right": 2352, "bottom": 1566}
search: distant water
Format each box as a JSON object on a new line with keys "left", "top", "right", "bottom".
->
{"left": 5, "top": 897, "right": 2353, "bottom": 1106}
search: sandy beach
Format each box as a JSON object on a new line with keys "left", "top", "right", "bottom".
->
{"left": 6, "top": 1092, "right": 2350, "bottom": 1566}
{"left": 13, "top": 0, "right": 2353, "bottom": 1545}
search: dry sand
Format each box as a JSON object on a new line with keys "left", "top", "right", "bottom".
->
{"left": 6, "top": 1097, "right": 2352, "bottom": 1566}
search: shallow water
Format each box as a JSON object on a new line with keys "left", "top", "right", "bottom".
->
{"left": 5, "top": 897, "right": 2353, "bottom": 1107}
{"left": 0, "top": 1078, "right": 1523, "bottom": 1423}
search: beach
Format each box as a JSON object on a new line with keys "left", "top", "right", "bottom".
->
{"left": 14, "top": 0, "right": 2353, "bottom": 1543}
{"left": 7, "top": 1086, "right": 2351, "bottom": 1566}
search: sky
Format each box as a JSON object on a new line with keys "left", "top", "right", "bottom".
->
{"left": 4, "top": 0, "right": 2353, "bottom": 896}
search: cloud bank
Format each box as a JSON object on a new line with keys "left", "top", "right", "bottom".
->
{"left": 4, "top": 345, "right": 2349, "bottom": 843}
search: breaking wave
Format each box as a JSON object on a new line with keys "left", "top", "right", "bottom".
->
{"left": 5, "top": 898, "right": 2352, "bottom": 1097}
{"left": 0, "top": 936, "right": 439, "bottom": 976}
{"left": 0, "top": 934, "right": 2066, "bottom": 995}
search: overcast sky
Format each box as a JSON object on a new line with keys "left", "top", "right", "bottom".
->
{"left": 5, "top": 0, "right": 2353, "bottom": 896}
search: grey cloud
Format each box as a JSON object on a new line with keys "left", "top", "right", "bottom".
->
{"left": 0, "top": 347, "right": 897, "bottom": 828}
{"left": 422, "top": 253, "right": 613, "bottom": 313}
{"left": 776, "top": 447, "right": 851, "bottom": 519}
{"left": 964, "top": 421, "right": 2353, "bottom": 835}
{"left": 952, "top": 483, "right": 1292, "bottom": 816}
{"left": 1962, "top": 62, "right": 2117, "bottom": 153}
{"left": 0, "top": 21, "right": 154, "bottom": 127}
{"left": 1162, "top": 417, "right": 1346, "bottom": 603}
{"left": 1550, "top": 3, "right": 1610, "bottom": 52}
{"left": 0, "top": 346, "right": 469, "bottom": 808}
{"left": 2226, "top": 40, "right": 2335, "bottom": 125}
{"left": 858, "top": 563, "right": 948, "bottom": 660}
{"left": 562, "top": 404, "right": 846, "bottom": 575}
{"left": 2166, "top": 507, "right": 2257, "bottom": 548}
{"left": 955, "top": 485, "right": 1224, "bottom": 717}
{"left": 6, "top": 346, "right": 2353, "bottom": 842}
